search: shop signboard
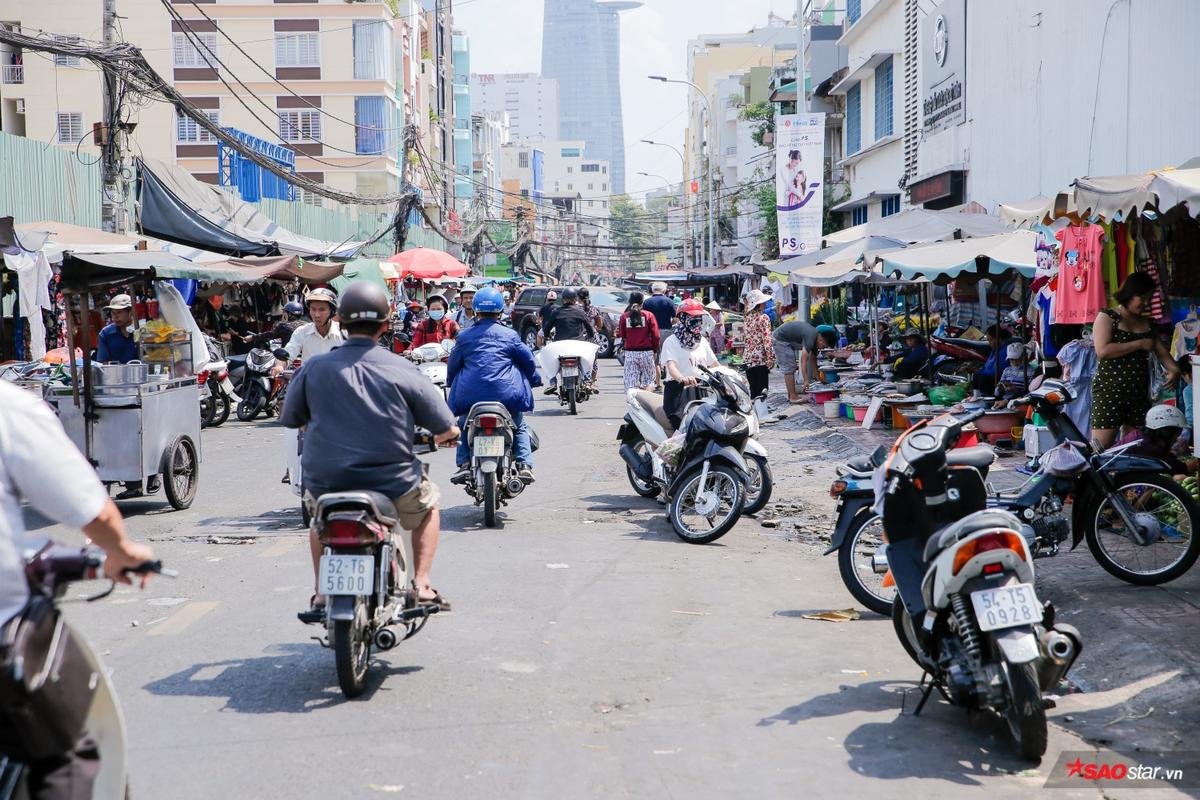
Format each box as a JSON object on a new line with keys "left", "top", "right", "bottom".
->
{"left": 921, "top": 0, "right": 966, "bottom": 133}
{"left": 774, "top": 112, "right": 825, "bottom": 257}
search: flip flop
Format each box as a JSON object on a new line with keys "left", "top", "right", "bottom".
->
{"left": 297, "top": 594, "right": 326, "bottom": 625}
{"left": 417, "top": 591, "right": 452, "bottom": 612}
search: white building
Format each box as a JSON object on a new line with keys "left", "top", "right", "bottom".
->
{"left": 471, "top": 111, "right": 509, "bottom": 218}
{"left": 542, "top": 140, "right": 612, "bottom": 246}
{"left": 827, "top": 0, "right": 903, "bottom": 228}
{"left": 469, "top": 72, "right": 559, "bottom": 145}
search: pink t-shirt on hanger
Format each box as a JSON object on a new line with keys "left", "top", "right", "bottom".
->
{"left": 1054, "top": 223, "right": 1106, "bottom": 324}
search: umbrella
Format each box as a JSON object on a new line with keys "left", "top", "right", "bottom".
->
{"left": 385, "top": 248, "right": 469, "bottom": 279}
{"left": 879, "top": 230, "right": 1038, "bottom": 280}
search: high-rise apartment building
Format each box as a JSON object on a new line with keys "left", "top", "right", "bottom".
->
{"left": 469, "top": 73, "right": 559, "bottom": 145}
{"left": 541, "top": 0, "right": 639, "bottom": 195}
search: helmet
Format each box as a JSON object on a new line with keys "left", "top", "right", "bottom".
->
{"left": 816, "top": 324, "right": 837, "bottom": 339}
{"left": 546, "top": 290, "right": 558, "bottom": 301}
{"left": 1006, "top": 341, "right": 1027, "bottom": 360}
{"left": 459, "top": 285, "right": 477, "bottom": 295}
{"left": 306, "top": 287, "right": 338, "bottom": 309}
{"left": 502, "top": 290, "right": 511, "bottom": 300}
{"left": 577, "top": 287, "right": 590, "bottom": 300}
{"left": 338, "top": 281, "right": 390, "bottom": 323}
{"left": 1146, "top": 404, "right": 1186, "bottom": 431}
{"left": 677, "top": 298, "right": 706, "bottom": 316}
{"left": 472, "top": 287, "right": 505, "bottom": 313}
{"left": 426, "top": 293, "right": 448, "bottom": 307}
{"left": 562, "top": 288, "right": 579, "bottom": 303}
{"left": 283, "top": 301, "right": 304, "bottom": 317}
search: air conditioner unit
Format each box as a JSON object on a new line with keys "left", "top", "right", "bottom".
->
{"left": 14, "top": 99, "right": 24, "bottom": 114}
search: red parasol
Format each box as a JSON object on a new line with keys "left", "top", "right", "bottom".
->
{"left": 384, "top": 248, "right": 470, "bottom": 279}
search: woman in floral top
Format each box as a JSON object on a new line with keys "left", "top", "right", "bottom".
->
{"left": 742, "top": 289, "right": 775, "bottom": 399}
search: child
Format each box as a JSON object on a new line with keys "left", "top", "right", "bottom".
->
{"left": 994, "top": 341, "right": 1029, "bottom": 407}
{"left": 1128, "top": 404, "right": 1192, "bottom": 478}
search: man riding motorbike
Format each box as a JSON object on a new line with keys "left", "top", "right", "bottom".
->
{"left": 447, "top": 288, "right": 541, "bottom": 486}
{"left": 541, "top": 288, "right": 596, "bottom": 394}
{"left": 281, "top": 282, "right": 460, "bottom": 620}
{"left": 245, "top": 300, "right": 305, "bottom": 350}
{"left": 0, "top": 381, "right": 155, "bottom": 799}
{"left": 283, "top": 288, "right": 344, "bottom": 364}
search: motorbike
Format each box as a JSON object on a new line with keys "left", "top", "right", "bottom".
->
{"left": 618, "top": 364, "right": 762, "bottom": 543}
{"left": 0, "top": 544, "right": 166, "bottom": 799}
{"left": 881, "top": 405, "right": 1083, "bottom": 760}
{"left": 407, "top": 339, "right": 454, "bottom": 402}
{"left": 304, "top": 492, "right": 441, "bottom": 698}
{"left": 235, "top": 347, "right": 291, "bottom": 422}
{"left": 459, "top": 402, "right": 539, "bottom": 527}
{"left": 197, "top": 334, "right": 238, "bottom": 428}
{"left": 536, "top": 339, "right": 598, "bottom": 415}
{"left": 831, "top": 380, "right": 1200, "bottom": 614}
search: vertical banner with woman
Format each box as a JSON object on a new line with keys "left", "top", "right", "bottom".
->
{"left": 775, "top": 113, "right": 826, "bottom": 257}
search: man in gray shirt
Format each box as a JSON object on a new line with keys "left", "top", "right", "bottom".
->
{"left": 282, "top": 283, "right": 460, "bottom": 616}
{"left": 772, "top": 320, "right": 835, "bottom": 402}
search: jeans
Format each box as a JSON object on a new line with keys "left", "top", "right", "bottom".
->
{"left": 456, "top": 411, "right": 532, "bottom": 468}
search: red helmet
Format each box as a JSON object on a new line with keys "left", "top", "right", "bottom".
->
{"left": 677, "top": 298, "right": 706, "bottom": 317}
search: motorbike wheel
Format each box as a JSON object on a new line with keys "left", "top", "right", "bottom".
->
{"left": 483, "top": 472, "right": 498, "bottom": 528}
{"left": 668, "top": 463, "right": 745, "bottom": 544}
{"left": 891, "top": 596, "right": 924, "bottom": 668}
{"left": 567, "top": 384, "right": 578, "bottom": 415}
{"left": 236, "top": 387, "right": 263, "bottom": 422}
{"left": 212, "top": 393, "right": 231, "bottom": 427}
{"left": 626, "top": 438, "right": 659, "bottom": 498}
{"left": 333, "top": 598, "right": 371, "bottom": 699}
{"left": 1000, "top": 660, "right": 1048, "bottom": 761}
{"left": 838, "top": 512, "right": 896, "bottom": 615}
{"left": 1085, "top": 472, "right": 1200, "bottom": 585}
{"left": 743, "top": 454, "right": 773, "bottom": 515}
{"left": 199, "top": 395, "right": 216, "bottom": 428}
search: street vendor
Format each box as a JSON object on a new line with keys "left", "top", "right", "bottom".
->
{"left": 893, "top": 330, "right": 929, "bottom": 380}
{"left": 703, "top": 301, "right": 726, "bottom": 354}
{"left": 772, "top": 319, "right": 835, "bottom": 403}
{"left": 96, "top": 293, "right": 138, "bottom": 364}
{"left": 283, "top": 287, "right": 344, "bottom": 363}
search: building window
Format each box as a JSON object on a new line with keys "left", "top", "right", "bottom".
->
{"left": 56, "top": 112, "right": 83, "bottom": 143}
{"left": 851, "top": 205, "right": 868, "bottom": 226}
{"left": 882, "top": 195, "right": 901, "bottom": 216}
{"left": 276, "top": 32, "right": 320, "bottom": 68}
{"left": 520, "top": 189, "right": 529, "bottom": 198}
{"left": 278, "top": 109, "right": 322, "bottom": 143}
{"left": 354, "top": 96, "right": 391, "bottom": 154}
{"left": 53, "top": 35, "right": 81, "bottom": 67}
{"left": 560, "top": 147, "right": 580, "bottom": 157}
{"left": 296, "top": 188, "right": 324, "bottom": 208}
{"left": 581, "top": 163, "right": 599, "bottom": 173}
{"left": 566, "top": 166, "right": 572, "bottom": 173}
{"left": 602, "top": 182, "right": 607, "bottom": 191}
{"left": 587, "top": 183, "right": 593, "bottom": 190}
{"left": 588, "top": 200, "right": 594, "bottom": 208}
{"left": 602, "top": 200, "right": 608, "bottom": 209}
{"left": 847, "top": 0, "right": 861, "bottom": 25}
{"left": 846, "top": 83, "right": 861, "bottom": 155}
{"left": 567, "top": 183, "right": 573, "bottom": 190}
{"left": 176, "top": 108, "right": 219, "bottom": 143}
{"left": 353, "top": 20, "right": 390, "bottom": 80}
{"left": 518, "top": 151, "right": 529, "bottom": 168}
{"left": 874, "top": 56, "right": 894, "bottom": 139}
{"left": 172, "top": 32, "right": 217, "bottom": 68}
{"left": 602, "top": 165, "right": 607, "bottom": 174}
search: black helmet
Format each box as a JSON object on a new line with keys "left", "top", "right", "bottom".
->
{"left": 562, "top": 288, "right": 579, "bottom": 303}
{"left": 339, "top": 281, "right": 390, "bottom": 323}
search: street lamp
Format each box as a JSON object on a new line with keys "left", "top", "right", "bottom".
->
{"left": 648, "top": 75, "right": 715, "bottom": 268}
{"left": 642, "top": 139, "right": 690, "bottom": 270}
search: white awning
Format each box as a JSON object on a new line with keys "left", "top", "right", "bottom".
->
{"left": 880, "top": 230, "right": 1038, "bottom": 280}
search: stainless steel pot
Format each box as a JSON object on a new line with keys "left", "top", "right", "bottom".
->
{"left": 92, "top": 360, "right": 148, "bottom": 386}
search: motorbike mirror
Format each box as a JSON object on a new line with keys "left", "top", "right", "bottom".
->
{"left": 272, "top": 348, "right": 290, "bottom": 361}
{"left": 440, "top": 339, "right": 456, "bottom": 353}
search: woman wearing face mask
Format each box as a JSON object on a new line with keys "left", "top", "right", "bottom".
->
{"left": 659, "top": 298, "right": 720, "bottom": 431}
{"left": 411, "top": 294, "right": 459, "bottom": 348}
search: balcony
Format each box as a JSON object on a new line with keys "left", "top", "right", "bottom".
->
{"left": 1, "top": 64, "right": 22, "bottom": 84}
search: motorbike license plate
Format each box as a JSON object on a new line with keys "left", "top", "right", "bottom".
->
{"left": 474, "top": 436, "right": 505, "bottom": 457}
{"left": 561, "top": 366, "right": 580, "bottom": 377}
{"left": 318, "top": 555, "right": 374, "bottom": 596}
{"left": 970, "top": 583, "right": 1043, "bottom": 632}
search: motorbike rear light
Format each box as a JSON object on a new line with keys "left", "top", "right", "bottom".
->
{"left": 217, "top": 370, "right": 228, "bottom": 380}
{"left": 318, "top": 514, "right": 386, "bottom": 547}
{"left": 830, "top": 480, "right": 848, "bottom": 497}
{"left": 196, "top": 370, "right": 210, "bottom": 384}
{"left": 951, "top": 530, "right": 1026, "bottom": 575}
{"left": 982, "top": 562, "right": 1004, "bottom": 576}
{"left": 561, "top": 357, "right": 580, "bottom": 367}
{"left": 1043, "top": 391, "right": 1065, "bottom": 405}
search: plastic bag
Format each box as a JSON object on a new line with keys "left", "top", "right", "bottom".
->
{"left": 656, "top": 433, "right": 685, "bottom": 469}
{"left": 1040, "top": 442, "right": 1088, "bottom": 476}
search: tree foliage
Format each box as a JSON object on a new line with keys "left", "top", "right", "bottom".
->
{"left": 739, "top": 101, "right": 774, "bottom": 148}
{"left": 609, "top": 194, "right": 657, "bottom": 250}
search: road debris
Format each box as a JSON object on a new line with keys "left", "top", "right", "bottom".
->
{"left": 801, "top": 609, "right": 861, "bottom": 623}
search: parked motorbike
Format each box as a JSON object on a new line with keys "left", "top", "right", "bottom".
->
{"left": 304, "top": 492, "right": 440, "bottom": 698}
{"left": 197, "top": 334, "right": 238, "bottom": 428}
{"left": 0, "top": 544, "right": 166, "bottom": 799}
{"left": 618, "top": 365, "right": 763, "bottom": 543}
{"left": 235, "top": 347, "right": 291, "bottom": 421}
{"left": 880, "top": 406, "right": 1082, "bottom": 760}
{"left": 832, "top": 380, "right": 1200, "bottom": 614}
{"left": 459, "top": 402, "right": 539, "bottom": 527}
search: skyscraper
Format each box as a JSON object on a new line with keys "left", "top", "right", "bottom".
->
{"left": 541, "top": 0, "right": 640, "bottom": 195}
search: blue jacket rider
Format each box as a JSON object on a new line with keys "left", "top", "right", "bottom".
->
{"left": 447, "top": 287, "right": 542, "bottom": 484}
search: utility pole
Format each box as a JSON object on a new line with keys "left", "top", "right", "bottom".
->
{"left": 100, "top": 0, "right": 122, "bottom": 233}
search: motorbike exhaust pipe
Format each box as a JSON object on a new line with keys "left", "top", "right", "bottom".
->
{"left": 871, "top": 544, "right": 889, "bottom": 574}
{"left": 374, "top": 628, "right": 399, "bottom": 651}
{"left": 619, "top": 443, "right": 653, "bottom": 481}
{"left": 506, "top": 477, "right": 526, "bottom": 496}
{"left": 1037, "top": 623, "right": 1082, "bottom": 692}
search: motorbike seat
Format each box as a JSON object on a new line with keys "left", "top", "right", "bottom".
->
{"left": 945, "top": 445, "right": 996, "bottom": 470}
{"left": 632, "top": 389, "right": 672, "bottom": 433}
{"left": 315, "top": 490, "right": 398, "bottom": 527}
{"left": 467, "top": 402, "right": 514, "bottom": 424}
{"left": 923, "top": 509, "right": 1022, "bottom": 562}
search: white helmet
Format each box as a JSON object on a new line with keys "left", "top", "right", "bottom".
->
{"left": 1145, "top": 404, "right": 1186, "bottom": 431}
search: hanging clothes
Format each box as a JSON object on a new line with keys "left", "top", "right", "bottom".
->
{"left": 1057, "top": 337, "right": 1097, "bottom": 438}
{"left": 1100, "top": 221, "right": 1118, "bottom": 306}
{"left": 1171, "top": 314, "right": 1200, "bottom": 359}
{"left": 1168, "top": 216, "right": 1200, "bottom": 297}
{"left": 1034, "top": 279, "right": 1059, "bottom": 359}
{"left": 1112, "top": 221, "right": 1131, "bottom": 285}
{"left": 1134, "top": 225, "right": 1170, "bottom": 324}
{"left": 1054, "top": 223, "right": 1106, "bottom": 324}
{"left": 2, "top": 248, "right": 53, "bottom": 360}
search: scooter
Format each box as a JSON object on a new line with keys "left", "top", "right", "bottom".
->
{"left": 459, "top": 402, "right": 539, "bottom": 527}
{"left": 236, "top": 347, "right": 290, "bottom": 421}
{"left": 303, "top": 492, "right": 441, "bottom": 699}
{"left": 537, "top": 339, "right": 599, "bottom": 415}
{"left": 407, "top": 339, "right": 454, "bottom": 402}
{"left": 617, "top": 365, "right": 761, "bottom": 543}
{"left": 0, "top": 544, "right": 166, "bottom": 800}
{"left": 197, "top": 334, "right": 238, "bottom": 428}
{"left": 882, "top": 406, "right": 1082, "bottom": 761}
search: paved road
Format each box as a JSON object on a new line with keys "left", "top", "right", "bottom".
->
{"left": 37, "top": 368, "right": 1186, "bottom": 798}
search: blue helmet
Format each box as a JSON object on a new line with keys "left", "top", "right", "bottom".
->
{"left": 283, "top": 301, "right": 304, "bottom": 317}
{"left": 472, "top": 287, "right": 505, "bottom": 314}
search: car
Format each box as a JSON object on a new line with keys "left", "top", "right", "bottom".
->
{"left": 510, "top": 285, "right": 631, "bottom": 358}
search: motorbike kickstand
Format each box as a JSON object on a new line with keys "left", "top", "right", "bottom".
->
{"left": 310, "top": 635, "right": 330, "bottom": 649}
{"left": 910, "top": 672, "right": 936, "bottom": 716}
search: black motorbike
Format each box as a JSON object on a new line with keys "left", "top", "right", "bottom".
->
{"left": 235, "top": 347, "right": 291, "bottom": 422}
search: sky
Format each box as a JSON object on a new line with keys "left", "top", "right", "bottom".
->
{"left": 452, "top": 0, "right": 791, "bottom": 203}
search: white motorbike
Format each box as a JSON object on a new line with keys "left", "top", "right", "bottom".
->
{"left": 618, "top": 366, "right": 772, "bottom": 516}
{"left": 408, "top": 340, "right": 454, "bottom": 402}
{"left": 537, "top": 339, "right": 599, "bottom": 415}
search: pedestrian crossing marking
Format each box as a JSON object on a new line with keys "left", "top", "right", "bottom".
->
{"left": 146, "top": 601, "right": 218, "bottom": 636}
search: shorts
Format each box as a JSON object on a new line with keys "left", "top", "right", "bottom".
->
{"left": 773, "top": 342, "right": 807, "bottom": 374}
{"left": 392, "top": 476, "right": 441, "bottom": 530}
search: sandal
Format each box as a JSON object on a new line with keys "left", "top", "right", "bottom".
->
{"left": 417, "top": 591, "right": 452, "bottom": 612}
{"left": 297, "top": 594, "right": 326, "bottom": 625}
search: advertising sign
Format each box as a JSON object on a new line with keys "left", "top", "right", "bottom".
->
{"left": 774, "top": 112, "right": 825, "bottom": 257}
{"left": 922, "top": 0, "right": 966, "bottom": 132}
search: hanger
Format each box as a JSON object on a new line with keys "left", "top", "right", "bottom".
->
{"left": 1188, "top": 304, "right": 1198, "bottom": 322}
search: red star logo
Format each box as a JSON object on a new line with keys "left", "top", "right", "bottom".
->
{"left": 1066, "top": 758, "right": 1085, "bottom": 777}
